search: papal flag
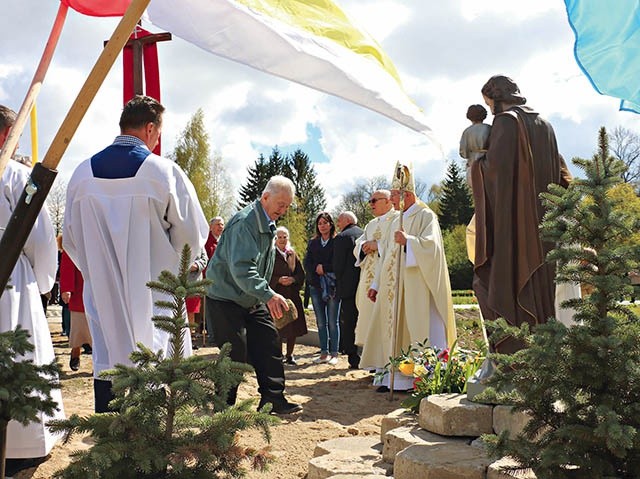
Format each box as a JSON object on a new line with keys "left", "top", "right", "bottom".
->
{"left": 60, "top": 0, "right": 431, "bottom": 134}
{"left": 564, "top": 0, "right": 640, "bottom": 113}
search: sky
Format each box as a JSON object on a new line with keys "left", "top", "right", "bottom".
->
{"left": 2, "top": 0, "right": 640, "bottom": 210}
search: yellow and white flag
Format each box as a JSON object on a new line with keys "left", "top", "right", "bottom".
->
{"left": 144, "top": 0, "right": 431, "bottom": 134}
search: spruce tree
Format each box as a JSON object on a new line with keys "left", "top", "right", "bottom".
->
{"left": 438, "top": 160, "right": 474, "bottom": 230}
{"left": 289, "top": 149, "right": 326, "bottom": 238}
{"left": 238, "top": 154, "right": 272, "bottom": 207}
{"left": 49, "top": 245, "right": 277, "bottom": 479}
{"left": 484, "top": 127, "right": 640, "bottom": 478}
{"left": 0, "top": 326, "right": 61, "bottom": 479}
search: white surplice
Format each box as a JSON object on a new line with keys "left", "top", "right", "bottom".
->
{"left": 63, "top": 152, "right": 208, "bottom": 377}
{"left": 1, "top": 160, "right": 65, "bottom": 458}
{"left": 353, "top": 208, "right": 398, "bottom": 346}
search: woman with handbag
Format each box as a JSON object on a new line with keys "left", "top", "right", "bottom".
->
{"left": 269, "top": 226, "right": 307, "bottom": 365}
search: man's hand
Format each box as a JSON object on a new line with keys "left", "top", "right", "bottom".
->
{"left": 61, "top": 291, "right": 72, "bottom": 304}
{"left": 367, "top": 288, "right": 378, "bottom": 302}
{"left": 362, "top": 240, "right": 378, "bottom": 255}
{"left": 267, "top": 293, "right": 290, "bottom": 319}
{"left": 316, "top": 264, "right": 324, "bottom": 276}
{"left": 394, "top": 230, "right": 408, "bottom": 246}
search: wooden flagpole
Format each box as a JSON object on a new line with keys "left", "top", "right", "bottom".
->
{"left": 0, "top": 2, "right": 68, "bottom": 179}
{"left": 0, "top": 0, "right": 153, "bottom": 294}
{"left": 389, "top": 165, "right": 409, "bottom": 401}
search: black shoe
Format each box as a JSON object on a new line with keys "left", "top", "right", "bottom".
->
{"left": 82, "top": 343, "right": 92, "bottom": 354}
{"left": 69, "top": 356, "right": 80, "bottom": 371}
{"left": 348, "top": 353, "right": 360, "bottom": 370}
{"left": 376, "top": 386, "right": 389, "bottom": 393}
{"left": 258, "top": 399, "right": 303, "bottom": 415}
{"left": 192, "top": 343, "right": 199, "bottom": 350}
{"left": 284, "top": 355, "right": 297, "bottom": 365}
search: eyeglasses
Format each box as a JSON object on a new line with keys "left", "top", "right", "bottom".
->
{"left": 368, "top": 198, "right": 385, "bottom": 204}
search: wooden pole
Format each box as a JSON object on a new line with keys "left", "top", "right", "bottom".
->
{"left": 41, "top": 0, "right": 152, "bottom": 171}
{"left": 0, "top": 0, "right": 152, "bottom": 294}
{"left": 389, "top": 166, "right": 408, "bottom": 401}
{"left": 0, "top": 2, "right": 68, "bottom": 179}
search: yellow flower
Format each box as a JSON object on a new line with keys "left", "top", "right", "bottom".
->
{"left": 413, "top": 364, "right": 427, "bottom": 377}
{"left": 398, "top": 360, "right": 414, "bottom": 376}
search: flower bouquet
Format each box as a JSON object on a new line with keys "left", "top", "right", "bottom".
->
{"left": 379, "top": 339, "right": 485, "bottom": 412}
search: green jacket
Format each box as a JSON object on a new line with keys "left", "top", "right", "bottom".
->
{"left": 206, "top": 200, "right": 276, "bottom": 308}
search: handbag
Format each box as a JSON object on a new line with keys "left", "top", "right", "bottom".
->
{"left": 273, "top": 299, "right": 296, "bottom": 329}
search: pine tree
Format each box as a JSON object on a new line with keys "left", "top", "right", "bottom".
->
{"left": 0, "top": 326, "right": 61, "bottom": 479}
{"left": 238, "top": 154, "right": 272, "bottom": 207}
{"left": 484, "top": 127, "right": 640, "bottom": 478}
{"left": 289, "top": 149, "right": 326, "bottom": 238}
{"left": 49, "top": 245, "right": 277, "bottom": 479}
{"left": 438, "top": 160, "right": 474, "bottom": 231}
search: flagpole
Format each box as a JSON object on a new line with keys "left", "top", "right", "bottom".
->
{"left": 0, "top": 2, "right": 68, "bottom": 180}
{"left": 0, "top": 0, "right": 152, "bottom": 294}
{"left": 389, "top": 166, "right": 408, "bottom": 402}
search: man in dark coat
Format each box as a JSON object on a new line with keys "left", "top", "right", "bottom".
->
{"left": 471, "top": 75, "right": 572, "bottom": 353}
{"left": 333, "top": 211, "right": 364, "bottom": 368}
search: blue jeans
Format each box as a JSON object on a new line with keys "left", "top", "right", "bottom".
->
{"left": 310, "top": 285, "right": 340, "bottom": 355}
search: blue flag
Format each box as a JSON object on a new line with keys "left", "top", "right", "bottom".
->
{"left": 564, "top": 0, "right": 640, "bottom": 113}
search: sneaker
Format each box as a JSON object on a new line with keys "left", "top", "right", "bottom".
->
{"left": 313, "top": 354, "right": 330, "bottom": 364}
{"left": 328, "top": 355, "right": 339, "bottom": 366}
{"left": 69, "top": 356, "right": 80, "bottom": 371}
{"left": 284, "top": 355, "right": 297, "bottom": 366}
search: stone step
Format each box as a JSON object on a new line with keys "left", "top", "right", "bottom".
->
{"left": 492, "top": 405, "right": 531, "bottom": 437}
{"left": 393, "top": 442, "right": 493, "bottom": 479}
{"left": 326, "top": 475, "right": 390, "bottom": 479}
{"left": 380, "top": 408, "right": 416, "bottom": 442}
{"left": 382, "top": 425, "right": 468, "bottom": 464}
{"left": 308, "top": 450, "right": 393, "bottom": 479}
{"left": 419, "top": 393, "right": 493, "bottom": 437}
{"left": 314, "top": 436, "right": 382, "bottom": 458}
{"left": 487, "top": 457, "right": 537, "bottom": 478}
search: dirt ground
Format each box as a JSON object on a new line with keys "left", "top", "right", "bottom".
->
{"left": 14, "top": 306, "right": 482, "bottom": 479}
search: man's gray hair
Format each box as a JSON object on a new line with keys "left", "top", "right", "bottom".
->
{"left": 262, "top": 175, "right": 296, "bottom": 197}
{"left": 374, "top": 189, "right": 391, "bottom": 199}
{"left": 341, "top": 211, "right": 358, "bottom": 225}
{"left": 210, "top": 216, "right": 224, "bottom": 225}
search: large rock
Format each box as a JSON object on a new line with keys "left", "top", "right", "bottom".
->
{"left": 383, "top": 425, "right": 467, "bottom": 463}
{"left": 380, "top": 408, "right": 416, "bottom": 441}
{"left": 419, "top": 393, "right": 494, "bottom": 437}
{"left": 394, "top": 443, "right": 492, "bottom": 479}
{"left": 487, "top": 457, "right": 536, "bottom": 478}
{"left": 493, "top": 405, "right": 531, "bottom": 438}
{"left": 314, "top": 436, "right": 382, "bottom": 458}
{"left": 308, "top": 450, "right": 392, "bottom": 479}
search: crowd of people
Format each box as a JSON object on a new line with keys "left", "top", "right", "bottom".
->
{"left": 1, "top": 73, "right": 571, "bottom": 475}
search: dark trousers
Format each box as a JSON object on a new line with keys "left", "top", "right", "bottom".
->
{"left": 94, "top": 379, "right": 115, "bottom": 413}
{"left": 339, "top": 296, "right": 359, "bottom": 358}
{"left": 206, "top": 297, "right": 286, "bottom": 406}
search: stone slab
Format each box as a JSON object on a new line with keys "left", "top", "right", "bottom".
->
{"left": 314, "top": 436, "right": 382, "bottom": 458}
{"left": 308, "top": 450, "right": 392, "bottom": 479}
{"left": 394, "top": 443, "right": 492, "bottom": 479}
{"left": 419, "top": 393, "right": 493, "bottom": 437}
{"left": 383, "top": 425, "right": 467, "bottom": 463}
{"left": 488, "top": 457, "right": 536, "bottom": 479}
{"left": 493, "top": 405, "right": 531, "bottom": 438}
{"left": 380, "top": 408, "right": 416, "bottom": 442}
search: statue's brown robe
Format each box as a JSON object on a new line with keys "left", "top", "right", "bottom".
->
{"left": 471, "top": 106, "right": 572, "bottom": 353}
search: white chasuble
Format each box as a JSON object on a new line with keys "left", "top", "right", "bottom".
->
{"left": 360, "top": 202, "right": 456, "bottom": 370}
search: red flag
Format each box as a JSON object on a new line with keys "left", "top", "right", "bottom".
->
{"left": 60, "top": 0, "right": 130, "bottom": 17}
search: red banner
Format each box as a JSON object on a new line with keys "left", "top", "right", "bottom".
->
{"left": 60, "top": 0, "right": 130, "bottom": 17}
